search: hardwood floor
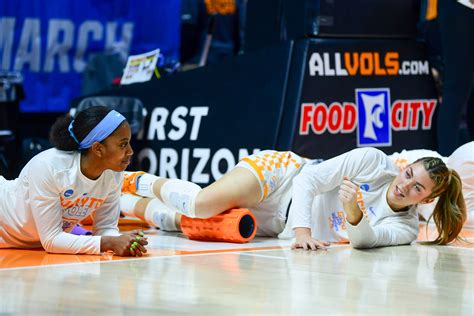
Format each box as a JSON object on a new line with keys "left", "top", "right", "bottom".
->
{"left": 0, "top": 226, "right": 472, "bottom": 315}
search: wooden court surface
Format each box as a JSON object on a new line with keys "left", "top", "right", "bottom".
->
{"left": 0, "top": 222, "right": 473, "bottom": 315}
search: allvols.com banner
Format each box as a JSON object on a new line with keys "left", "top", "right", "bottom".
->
{"left": 292, "top": 39, "right": 438, "bottom": 159}
{"left": 0, "top": 0, "right": 180, "bottom": 112}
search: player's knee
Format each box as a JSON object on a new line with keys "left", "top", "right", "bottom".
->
{"left": 194, "top": 191, "right": 217, "bottom": 219}
{"left": 160, "top": 179, "right": 202, "bottom": 218}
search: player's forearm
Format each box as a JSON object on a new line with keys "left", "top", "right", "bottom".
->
{"left": 344, "top": 205, "right": 363, "bottom": 225}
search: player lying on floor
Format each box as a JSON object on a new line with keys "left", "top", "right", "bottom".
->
{"left": 389, "top": 141, "right": 473, "bottom": 228}
{"left": 120, "top": 146, "right": 466, "bottom": 250}
{"left": 0, "top": 106, "right": 147, "bottom": 256}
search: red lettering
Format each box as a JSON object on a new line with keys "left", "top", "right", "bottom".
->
{"left": 312, "top": 103, "right": 327, "bottom": 134}
{"left": 391, "top": 101, "right": 409, "bottom": 131}
{"left": 409, "top": 101, "right": 422, "bottom": 130}
{"left": 298, "top": 102, "right": 357, "bottom": 135}
{"left": 342, "top": 102, "right": 357, "bottom": 133}
{"left": 391, "top": 101, "right": 402, "bottom": 130}
{"left": 298, "top": 98, "right": 436, "bottom": 136}
{"left": 391, "top": 99, "right": 437, "bottom": 131}
{"left": 421, "top": 100, "right": 437, "bottom": 129}
{"left": 328, "top": 102, "right": 343, "bottom": 133}
{"left": 299, "top": 103, "right": 314, "bottom": 135}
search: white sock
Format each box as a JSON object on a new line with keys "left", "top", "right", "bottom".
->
{"left": 120, "top": 194, "right": 142, "bottom": 217}
{"left": 144, "top": 199, "right": 179, "bottom": 231}
{"left": 135, "top": 173, "right": 161, "bottom": 198}
{"left": 160, "top": 179, "right": 201, "bottom": 218}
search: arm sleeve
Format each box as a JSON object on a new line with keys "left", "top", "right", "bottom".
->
{"left": 91, "top": 181, "right": 122, "bottom": 237}
{"left": 289, "top": 148, "right": 392, "bottom": 230}
{"left": 346, "top": 215, "right": 418, "bottom": 248}
{"left": 28, "top": 167, "right": 102, "bottom": 255}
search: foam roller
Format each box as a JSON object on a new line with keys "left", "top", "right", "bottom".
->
{"left": 180, "top": 208, "right": 257, "bottom": 243}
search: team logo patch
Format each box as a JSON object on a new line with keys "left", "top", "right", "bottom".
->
{"left": 64, "top": 189, "right": 74, "bottom": 197}
{"left": 360, "top": 184, "right": 370, "bottom": 192}
{"left": 356, "top": 88, "right": 391, "bottom": 147}
{"left": 329, "top": 211, "right": 346, "bottom": 232}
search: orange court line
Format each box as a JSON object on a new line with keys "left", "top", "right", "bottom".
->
{"left": 1, "top": 224, "right": 472, "bottom": 270}
{"left": 0, "top": 242, "right": 290, "bottom": 270}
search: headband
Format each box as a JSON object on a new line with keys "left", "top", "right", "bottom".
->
{"left": 68, "top": 110, "right": 126, "bottom": 149}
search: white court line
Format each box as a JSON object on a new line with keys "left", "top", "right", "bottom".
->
{"left": 0, "top": 247, "right": 292, "bottom": 272}
{"left": 0, "top": 243, "right": 353, "bottom": 272}
{"left": 2, "top": 242, "right": 470, "bottom": 272}
{"left": 238, "top": 253, "right": 288, "bottom": 260}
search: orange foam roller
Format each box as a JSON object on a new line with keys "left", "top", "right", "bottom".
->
{"left": 180, "top": 208, "right": 257, "bottom": 243}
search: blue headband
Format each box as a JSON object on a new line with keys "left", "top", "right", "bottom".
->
{"left": 68, "top": 110, "right": 126, "bottom": 149}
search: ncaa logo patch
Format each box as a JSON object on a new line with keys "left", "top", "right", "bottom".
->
{"left": 356, "top": 88, "right": 391, "bottom": 147}
{"left": 64, "top": 189, "right": 74, "bottom": 197}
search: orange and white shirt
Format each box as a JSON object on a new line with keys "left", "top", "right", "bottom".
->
{"left": 0, "top": 148, "right": 122, "bottom": 254}
{"left": 279, "top": 148, "right": 420, "bottom": 248}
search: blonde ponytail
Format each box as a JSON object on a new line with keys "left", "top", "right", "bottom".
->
{"left": 415, "top": 157, "right": 467, "bottom": 245}
{"left": 427, "top": 170, "right": 467, "bottom": 244}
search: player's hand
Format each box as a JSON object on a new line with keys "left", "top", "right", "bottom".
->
{"left": 292, "top": 227, "right": 330, "bottom": 251}
{"left": 127, "top": 231, "right": 148, "bottom": 257}
{"left": 101, "top": 232, "right": 148, "bottom": 257}
{"left": 338, "top": 176, "right": 363, "bottom": 225}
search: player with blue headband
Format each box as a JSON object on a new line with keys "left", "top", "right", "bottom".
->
{"left": 0, "top": 106, "right": 148, "bottom": 257}
{"left": 68, "top": 109, "right": 126, "bottom": 149}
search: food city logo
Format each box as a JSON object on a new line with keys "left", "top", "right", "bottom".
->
{"left": 298, "top": 88, "right": 437, "bottom": 146}
{"left": 308, "top": 52, "right": 429, "bottom": 76}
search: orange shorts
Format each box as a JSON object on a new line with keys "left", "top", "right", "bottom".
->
{"left": 236, "top": 150, "right": 307, "bottom": 202}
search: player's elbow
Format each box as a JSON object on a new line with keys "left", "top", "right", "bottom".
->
{"left": 41, "top": 239, "right": 58, "bottom": 253}
{"left": 350, "top": 239, "right": 377, "bottom": 249}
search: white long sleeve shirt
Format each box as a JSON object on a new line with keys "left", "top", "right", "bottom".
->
{"left": 279, "top": 148, "right": 419, "bottom": 248}
{"left": 0, "top": 148, "right": 122, "bottom": 254}
{"left": 448, "top": 142, "right": 474, "bottom": 226}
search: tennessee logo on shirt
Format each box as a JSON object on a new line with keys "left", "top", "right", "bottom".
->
{"left": 60, "top": 195, "right": 105, "bottom": 210}
{"left": 329, "top": 211, "right": 347, "bottom": 231}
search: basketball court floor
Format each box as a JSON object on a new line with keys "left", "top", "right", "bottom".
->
{"left": 0, "top": 221, "right": 472, "bottom": 315}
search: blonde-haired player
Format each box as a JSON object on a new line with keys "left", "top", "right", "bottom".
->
{"left": 121, "top": 147, "right": 466, "bottom": 249}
